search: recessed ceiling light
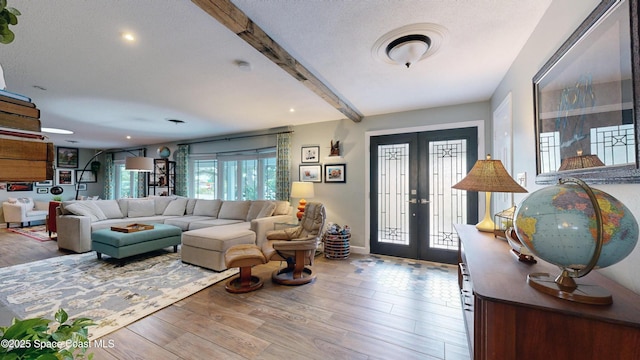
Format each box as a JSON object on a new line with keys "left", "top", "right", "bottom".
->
{"left": 289, "top": 108, "right": 295, "bottom": 113}
{"left": 126, "top": 135, "right": 132, "bottom": 139}
{"left": 122, "top": 32, "right": 135, "bottom": 42}
{"left": 42, "top": 127, "right": 74, "bottom": 135}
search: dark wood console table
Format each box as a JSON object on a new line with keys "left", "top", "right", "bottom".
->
{"left": 455, "top": 224, "right": 640, "bottom": 360}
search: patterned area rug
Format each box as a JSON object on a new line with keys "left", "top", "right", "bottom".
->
{"left": 6, "top": 225, "right": 53, "bottom": 242}
{"left": 0, "top": 251, "right": 237, "bottom": 339}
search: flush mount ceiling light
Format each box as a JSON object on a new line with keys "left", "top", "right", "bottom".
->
{"left": 234, "top": 60, "right": 252, "bottom": 72}
{"left": 373, "top": 23, "right": 448, "bottom": 68}
{"left": 167, "top": 119, "right": 185, "bottom": 124}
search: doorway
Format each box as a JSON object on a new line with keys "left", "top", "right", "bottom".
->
{"left": 369, "top": 127, "right": 478, "bottom": 264}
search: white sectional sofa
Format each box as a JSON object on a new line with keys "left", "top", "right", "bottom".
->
{"left": 56, "top": 197, "right": 295, "bottom": 270}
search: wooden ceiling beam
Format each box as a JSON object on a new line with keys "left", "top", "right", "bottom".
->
{"left": 192, "top": 0, "right": 363, "bottom": 122}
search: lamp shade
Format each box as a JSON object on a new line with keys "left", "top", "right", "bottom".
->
{"left": 291, "top": 181, "right": 314, "bottom": 199}
{"left": 558, "top": 152, "right": 605, "bottom": 171}
{"left": 452, "top": 154, "right": 527, "bottom": 193}
{"left": 125, "top": 157, "right": 154, "bottom": 172}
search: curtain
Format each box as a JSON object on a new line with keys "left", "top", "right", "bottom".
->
{"left": 175, "top": 144, "right": 189, "bottom": 196}
{"left": 136, "top": 171, "right": 146, "bottom": 198}
{"left": 275, "top": 132, "right": 291, "bottom": 201}
{"left": 103, "top": 154, "right": 115, "bottom": 199}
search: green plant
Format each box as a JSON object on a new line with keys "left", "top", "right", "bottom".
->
{"left": 51, "top": 196, "right": 62, "bottom": 202}
{"left": 0, "top": 0, "right": 20, "bottom": 44}
{"left": 0, "top": 309, "right": 95, "bottom": 360}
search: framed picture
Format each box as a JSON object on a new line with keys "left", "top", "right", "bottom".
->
{"left": 35, "top": 180, "right": 53, "bottom": 187}
{"left": 301, "top": 145, "right": 320, "bottom": 163}
{"left": 7, "top": 182, "right": 33, "bottom": 192}
{"left": 37, "top": 187, "right": 48, "bottom": 194}
{"left": 299, "top": 164, "right": 322, "bottom": 182}
{"left": 56, "top": 169, "right": 75, "bottom": 186}
{"left": 75, "top": 183, "right": 87, "bottom": 191}
{"left": 56, "top": 147, "right": 79, "bottom": 168}
{"left": 533, "top": 0, "right": 640, "bottom": 184}
{"left": 324, "top": 164, "right": 346, "bottom": 183}
{"left": 76, "top": 170, "right": 97, "bottom": 183}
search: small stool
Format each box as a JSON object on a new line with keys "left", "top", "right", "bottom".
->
{"left": 224, "top": 244, "right": 267, "bottom": 293}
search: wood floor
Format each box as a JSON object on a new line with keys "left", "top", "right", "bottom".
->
{"left": 0, "top": 228, "right": 470, "bottom": 360}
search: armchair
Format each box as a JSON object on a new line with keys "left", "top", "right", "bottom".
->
{"left": 262, "top": 202, "right": 326, "bottom": 285}
{"left": 2, "top": 198, "right": 48, "bottom": 228}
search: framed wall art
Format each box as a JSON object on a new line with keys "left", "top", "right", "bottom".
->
{"left": 301, "top": 145, "right": 320, "bottom": 163}
{"left": 56, "top": 169, "right": 75, "bottom": 186}
{"left": 35, "top": 180, "right": 53, "bottom": 187}
{"left": 7, "top": 182, "right": 33, "bottom": 192}
{"left": 324, "top": 164, "right": 346, "bottom": 183}
{"left": 533, "top": 0, "right": 640, "bottom": 184}
{"left": 37, "top": 187, "right": 48, "bottom": 194}
{"left": 299, "top": 164, "right": 322, "bottom": 182}
{"left": 75, "top": 183, "right": 87, "bottom": 191}
{"left": 56, "top": 147, "right": 79, "bottom": 168}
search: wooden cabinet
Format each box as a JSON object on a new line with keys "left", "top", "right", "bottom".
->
{"left": 148, "top": 159, "right": 175, "bottom": 196}
{"left": 455, "top": 224, "right": 640, "bottom": 360}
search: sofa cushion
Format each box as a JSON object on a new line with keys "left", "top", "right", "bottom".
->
{"left": 188, "top": 219, "right": 245, "bottom": 230}
{"left": 273, "top": 200, "right": 290, "bottom": 215}
{"left": 185, "top": 198, "right": 197, "bottom": 215}
{"left": 128, "top": 199, "right": 155, "bottom": 218}
{"left": 193, "top": 199, "right": 222, "bottom": 217}
{"left": 94, "top": 200, "right": 123, "bottom": 219}
{"left": 163, "top": 198, "right": 188, "bottom": 216}
{"left": 181, "top": 225, "right": 255, "bottom": 252}
{"left": 164, "top": 215, "right": 215, "bottom": 231}
{"left": 218, "top": 200, "right": 251, "bottom": 220}
{"left": 64, "top": 201, "right": 107, "bottom": 222}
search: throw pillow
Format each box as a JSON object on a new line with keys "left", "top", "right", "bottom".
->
{"left": 193, "top": 199, "right": 222, "bottom": 217}
{"left": 94, "top": 200, "right": 123, "bottom": 219}
{"left": 256, "top": 201, "right": 276, "bottom": 219}
{"left": 246, "top": 200, "right": 267, "bottom": 221}
{"left": 185, "top": 198, "right": 198, "bottom": 215}
{"left": 154, "top": 197, "right": 173, "bottom": 215}
{"left": 163, "top": 198, "right": 188, "bottom": 216}
{"left": 7, "top": 197, "right": 17, "bottom": 203}
{"left": 273, "top": 201, "right": 291, "bottom": 215}
{"left": 218, "top": 200, "right": 251, "bottom": 220}
{"left": 127, "top": 199, "right": 155, "bottom": 218}
{"left": 64, "top": 201, "right": 108, "bottom": 222}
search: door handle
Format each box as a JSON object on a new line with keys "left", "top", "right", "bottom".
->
{"left": 420, "top": 199, "right": 430, "bottom": 204}
{"left": 408, "top": 199, "right": 417, "bottom": 204}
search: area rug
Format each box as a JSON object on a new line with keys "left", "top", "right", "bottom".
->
{"left": 0, "top": 251, "right": 237, "bottom": 339}
{"left": 5, "top": 225, "right": 53, "bottom": 242}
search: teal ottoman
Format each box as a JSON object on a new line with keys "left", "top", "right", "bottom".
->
{"left": 91, "top": 224, "right": 182, "bottom": 260}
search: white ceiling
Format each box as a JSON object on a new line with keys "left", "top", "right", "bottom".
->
{"left": 0, "top": 0, "right": 552, "bottom": 149}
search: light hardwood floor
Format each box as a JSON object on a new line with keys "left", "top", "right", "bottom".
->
{"left": 0, "top": 228, "right": 470, "bottom": 360}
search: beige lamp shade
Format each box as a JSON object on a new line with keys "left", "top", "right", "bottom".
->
{"left": 452, "top": 154, "right": 527, "bottom": 193}
{"left": 558, "top": 151, "right": 605, "bottom": 171}
{"left": 291, "top": 181, "right": 315, "bottom": 198}
{"left": 125, "top": 157, "right": 154, "bottom": 172}
{"left": 452, "top": 154, "right": 527, "bottom": 232}
{"left": 291, "top": 181, "right": 315, "bottom": 220}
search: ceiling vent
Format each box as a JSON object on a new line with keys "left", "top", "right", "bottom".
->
{"left": 373, "top": 23, "right": 448, "bottom": 68}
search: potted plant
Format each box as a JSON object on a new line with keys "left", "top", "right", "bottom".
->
{"left": 0, "top": 309, "right": 95, "bottom": 359}
{"left": 0, "top": 0, "right": 20, "bottom": 44}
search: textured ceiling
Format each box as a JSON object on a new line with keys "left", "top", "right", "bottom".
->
{"left": 0, "top": 0, "right": 552, "bottom": 149}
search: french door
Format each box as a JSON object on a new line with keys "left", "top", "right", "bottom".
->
{"left": 370, "top": 127, "right": 478, "bottom": 264}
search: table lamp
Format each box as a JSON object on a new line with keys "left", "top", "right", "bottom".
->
{"left": 452, "top": 154, "right": 527, "bottom": 232}
{"left": 291, "top": 181, "right": 314, "bottom": 220}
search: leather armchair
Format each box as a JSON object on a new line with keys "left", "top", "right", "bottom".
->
{"left": 262, "top": 202, "right": 326, "bottom": 285}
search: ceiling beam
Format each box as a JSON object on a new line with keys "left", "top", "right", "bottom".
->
{"left": 192, "top": 0, "right": 363, "bottom": 123}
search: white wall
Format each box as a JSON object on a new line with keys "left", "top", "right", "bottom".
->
{"left": 492, "top": 0, "right": 640, "bottom": 294}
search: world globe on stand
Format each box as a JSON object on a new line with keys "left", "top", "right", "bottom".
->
{"left": 157, "top": 146, "right": 171, "bottom": 159}
{"left": 514, "top": 177, "right": 638, "bottom": 304}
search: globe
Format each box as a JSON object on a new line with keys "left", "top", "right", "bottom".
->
{"left": 157, "top": 146, "right": 171, "bottom": 158}
{"left": 514, "top": 178, "right": 638, "bottom": 304}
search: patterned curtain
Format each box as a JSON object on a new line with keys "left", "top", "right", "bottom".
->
{"left": 136, "top": 171, "right": 146, "bottom": 198}
{"left": 175, "top": 144, "right": 189, "bottom": 196}
{"left": 276, "top": 132, "right": 291, "bottom": 200}
{"left": 103, "top": 154, "right": 115, "bottom": 199}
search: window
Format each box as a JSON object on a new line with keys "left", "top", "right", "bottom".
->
{"left": 191, "top": 149, "right": 276, "bottom": 200}
{"left": 115, "top": 162, "right": 134, "bottom": 198}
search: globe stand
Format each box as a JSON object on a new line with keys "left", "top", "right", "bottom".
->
{"left": 526, "top": 178, "right": 612, "bottom": 305}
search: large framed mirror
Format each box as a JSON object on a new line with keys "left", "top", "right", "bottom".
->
{"left": 534, "top": 0, "right": 640, "bottom": 184}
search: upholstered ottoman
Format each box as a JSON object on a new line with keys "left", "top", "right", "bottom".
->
{"left": 91, "top": 224, "right": 182, "bottom": 260}
{"left": 224, "top": 244, "right": 267, "bottom": 293}
{"left": 181, "top": 225, "right": 256, "bottom": 271}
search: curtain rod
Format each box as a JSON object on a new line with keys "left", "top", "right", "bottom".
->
{"left": 191, "top": 146, "right": 276, "bottom": 156}
{"left": 177, "top": 130, "right": 293, "bottom": 146}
